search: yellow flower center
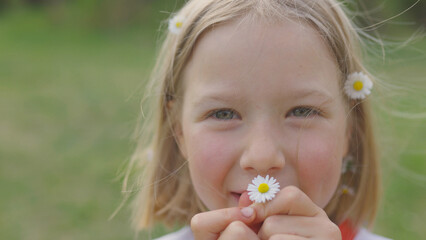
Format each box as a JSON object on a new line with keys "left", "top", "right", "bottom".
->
{"left": 342, "top": 188, "right": 349, "bottom": 194}
{"left": 258, "top": 183, "right": 269, "bottom": 193}
{"left": 175, "top": 22, "right": 183, "bottom": 28}
{"left": 353, "top": 81, "right": 363, "bottom": 91}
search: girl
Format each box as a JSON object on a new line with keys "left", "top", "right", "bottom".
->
{"left": 124, "top": 0, "right": 392, "bottom": 239}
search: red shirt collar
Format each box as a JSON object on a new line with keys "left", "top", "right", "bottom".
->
{"left": 339, "top": 219, "right": 358, "bottom": 240}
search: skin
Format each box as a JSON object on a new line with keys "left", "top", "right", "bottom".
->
{"left": 175, "top": 17, "right": 349, "bottom": 239}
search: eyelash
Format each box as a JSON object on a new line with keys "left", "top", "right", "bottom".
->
{"left": 207, "top": 106, "right": 321, "bottom": 120}
{"left": 207, "top": 108, "right": 239, "bottom": 120}
{"left": 287, "top": 106, "right": 321, "bottom": 118}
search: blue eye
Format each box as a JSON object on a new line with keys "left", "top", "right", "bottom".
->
{"left": 208, "top": 109, "right": 239, "bottom": 120}
{"left": 288, "top": 106, "right": 320, "bottom": 118}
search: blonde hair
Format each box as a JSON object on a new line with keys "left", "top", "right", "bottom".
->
{"left": 123, "top": 0, "right": 382, "bottom": 232}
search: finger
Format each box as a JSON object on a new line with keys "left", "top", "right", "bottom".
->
{"left": 238, "top": 191, "right": 264, "bottom": 233}
{"left": 258, "top": 215, "right": 340, "bottom": 239}
{"left": 253, "top": 186, "right": 326, "bottom": 223}
{"left": 268, "top": 234, "right": 306, "bottom": 240}
{"left": 239, "top": 191, "right": 253, "bottom": 208}
{"left": 258, "top": 215, "right": 311, "bottom": 239}
{"left": 191, "top": 207, "right": 256, "bottom": 240}
{"left": 218, "top": 221, "right": 259, "bottom": 240}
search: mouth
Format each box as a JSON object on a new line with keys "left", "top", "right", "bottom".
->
{"left": 231, "top": 192, "right": 242, "bottom": 202}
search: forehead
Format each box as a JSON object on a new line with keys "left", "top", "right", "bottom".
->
{"left": 181, "top": 17, "right": 340, "bottom": 103}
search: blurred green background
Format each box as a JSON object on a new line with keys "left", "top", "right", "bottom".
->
{"left": 0, "top": 0, "right": 425, "bottom": 239}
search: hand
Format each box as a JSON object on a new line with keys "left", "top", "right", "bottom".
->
{"left": 253, "top": 186, "right": 342, "bottom": 240}
{"left": 191, "top": 206, "right": 259, "bottom": 240}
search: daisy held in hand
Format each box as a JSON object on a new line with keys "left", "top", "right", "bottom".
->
{"left": 247, "top": 175, "right": 280, "bottom": 203}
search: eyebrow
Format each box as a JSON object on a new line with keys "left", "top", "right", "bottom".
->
{"left": 289, "top": 89, "right": 334, "bottom": 103}
{"left": 192, "top": 88, "right": 334, "bottom": 107}
{"left": 191, "top": 93, "right": 243, "bottom": 107}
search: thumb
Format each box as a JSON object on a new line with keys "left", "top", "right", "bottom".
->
{"left": 238, "top": 191, "right": 262, "bottom": 233}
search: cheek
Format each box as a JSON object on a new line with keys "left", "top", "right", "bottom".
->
{"left": 296, "top": 131, "right": 343, "bottom": 207}
{"left": 185, "top": 130, "right": 236, "bottom": 208}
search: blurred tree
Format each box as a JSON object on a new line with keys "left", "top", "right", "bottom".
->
{"left": 0, "top": 0, "right": 422, "bottom": 30}
{"left": 0, "top": 1, "right": 7, "bottom": 11}
{"left": 357, "top": 0, "right": 425, "bottom": 29}
{"left": 25, "top": 0, "right": 47, "bottom": 5}
{"left": 392, "top": 0, "right": 425, "bottom": 27}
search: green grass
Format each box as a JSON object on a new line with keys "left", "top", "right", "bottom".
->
{"left": 0, "top": 8, "right": 154, "bottom": 240}
{"left": 0, "top": 5, "right": 425, "bottom": 240}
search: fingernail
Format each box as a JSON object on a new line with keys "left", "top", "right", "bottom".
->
{"left": 241, "top": 207, "right": 253, "bottom": 218}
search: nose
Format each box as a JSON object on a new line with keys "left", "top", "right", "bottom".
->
{"left": 240, "top": 120, "right": 285, "bottom": 175}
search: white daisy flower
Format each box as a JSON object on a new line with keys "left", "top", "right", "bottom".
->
{"left": 344, "top": 72, "right": 373, "bottom": 100}
{"left": 168, "top": 15, "right": 185, "bottom": 35}
{"left": 340, "top": 184, "right": 355, "bottom": 196}
{"left": 247, "top": 175, "right": 280, "bottom": 203}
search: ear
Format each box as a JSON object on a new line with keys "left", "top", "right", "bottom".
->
{"left": 168, "top": 100, "right": 188, "bottom": 159}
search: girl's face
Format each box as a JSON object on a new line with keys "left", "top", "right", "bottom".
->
{"left": 176, "top": 18, "right": 350, "bottom": 210}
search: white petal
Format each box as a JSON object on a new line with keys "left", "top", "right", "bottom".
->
{"left": 254, "top": 194, "right": 261, "bottom": 202}
{"left": 168, "top": 15, "right": 185, "bottom": 35}
{"left": 253, "top": 176, "right": 263, "bottom": 185}
{"left": 249, "top": 192, "right": 257, "bottom": 198}
{"left": 265, "top": 195, "right": 271, "bottom": 201}
{"left": 269, "top": 189, "right": 279, "bottom": 195}
{"left": 252, "top": 179, "right": 260, "bottom": 186}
